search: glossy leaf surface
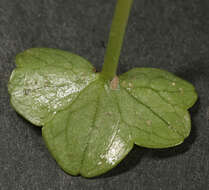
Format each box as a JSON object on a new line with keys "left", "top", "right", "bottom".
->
{"left": 8, "top": 48, "right": 197, "bottom": 177}
{"left": 8, "top": 48, "right": 97, "bottom": 126}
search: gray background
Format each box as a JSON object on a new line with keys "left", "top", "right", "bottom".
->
{"left": 0, "top": 0, "right": 209, "bottom": 189}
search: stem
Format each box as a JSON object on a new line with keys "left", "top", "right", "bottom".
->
{"left": 101, "top": 0, "right": 133, "bottom": 80}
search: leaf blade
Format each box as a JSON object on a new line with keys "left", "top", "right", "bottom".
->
{"left": 8, "top": 48, "right": 97, "bottom": 126}
{"left": 8, "top": 51, "right": 198, "bottom": 177}
{"left": 118, "top": 68, "right": 196, "bottom": 148}
{"left": 42, "top": 81, "right": 133, "bottom": 177}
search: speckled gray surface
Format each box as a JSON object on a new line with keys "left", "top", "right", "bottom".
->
{"left": 0, "top": 0, "right": 209, "bottom": 190}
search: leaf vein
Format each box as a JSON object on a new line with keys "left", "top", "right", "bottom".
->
{"left": 79, "top": 90, "right": 101, "bottom": 172}
{"left": 121, "top": 87, "right": 184, "bottom": 139}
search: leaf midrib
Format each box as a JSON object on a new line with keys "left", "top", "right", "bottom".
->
{"left": 79, "top": 90, "right": 101, "bottom": 172}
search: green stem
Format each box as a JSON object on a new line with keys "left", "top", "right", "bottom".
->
{"left": 101, "top": 0, "right": 133, "bottom": 80}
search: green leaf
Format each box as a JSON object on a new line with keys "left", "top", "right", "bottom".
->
{"left": 118, "top": 68, "right": 197, "bottom": 148}
{"left": 8, "top": 48, "right": 97, "bottom": 126}
{"left": 8, "top": 48, "right": 197, "bottom": 178}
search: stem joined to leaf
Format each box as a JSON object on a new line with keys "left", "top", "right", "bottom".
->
{"left": 101, "top": 0, "right": 133, "bottom": 80}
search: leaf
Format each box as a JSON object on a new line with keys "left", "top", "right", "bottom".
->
{"left": 8, "top": 48, "right": 198, "bottom": 177}
{"left": 118, "top": 68, "right": 197, "bottom": 148}
{"left": 8, "top": 48, "right": 97, "bottom": 126}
